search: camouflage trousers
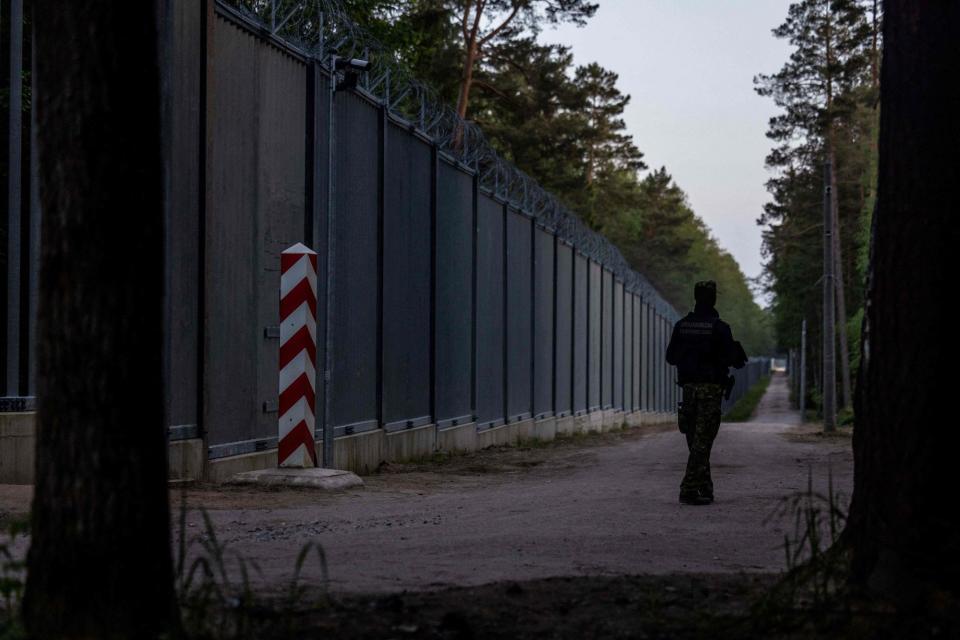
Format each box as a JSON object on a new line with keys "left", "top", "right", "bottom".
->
{"left": 678, "top": 383, "right": 723, "bottom": 497}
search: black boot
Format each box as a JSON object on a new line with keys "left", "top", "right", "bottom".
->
{"left": 679, "top": 490, "right": 713, "bottom": 506}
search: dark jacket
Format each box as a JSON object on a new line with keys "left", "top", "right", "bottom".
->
{"left": 665, "top": 305, "right": 746, "bottom": 385}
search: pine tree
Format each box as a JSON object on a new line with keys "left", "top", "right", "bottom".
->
{"left": 755, "top": 0, "right": 874, "bottom": 409}
{"left": 574, "top": 63, "right": 645, "bottom": 186}
{"left": 572, "top": 63, "right": 645, "bottom": 228}
{"left": 451, "top": 0, "right": 597, "bottom": 120}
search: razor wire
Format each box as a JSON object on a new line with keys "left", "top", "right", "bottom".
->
{"left": 219, "top": 0, "right": 678, "bottom": 319}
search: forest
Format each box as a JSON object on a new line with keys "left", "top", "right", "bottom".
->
{"left": 332, "top": 0, "right": 775, "bottom": 355}
{"left": 755, "top": 0, "right": 881, "bottom": 415}
{"left": 8, "top": 1, "right": 959, "bottom": 638}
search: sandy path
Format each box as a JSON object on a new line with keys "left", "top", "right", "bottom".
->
{"left": 178, "top": 373, "right": 852, "bottom": 594}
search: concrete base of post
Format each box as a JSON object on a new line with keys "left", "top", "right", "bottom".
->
{"left": 329, "top": 429, "right": 383, "bottom": 475}
{"left": 436, "top": 421, "right": 478, "bottom": 454}
{"left": 554, "top": 415, "right": 576, "bottom": 436}
{"left": 601, "top": 409, "right": 624, "bottom": 431}
{"left": 532, "top": 416, "right": 557, "bottom": 442}
{"left": 385, "top": 423, "right": 436, "bottom": 461}
{"left": 0, "top": 412, "right": 34, "bottom": 484}
{"left": 228, "top": 467, "right": 363, "bottom": 490}
{"left": 576, "top": 409, "right": 604, "bottom": 433}
{"left": 169, "top": 438, "right": 205, "bottom": 483}
{"left": 477, "top": 418, "right": 532, "bottom": 448}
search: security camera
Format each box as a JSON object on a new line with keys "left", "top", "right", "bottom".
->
{"left": 334, "top": 57, "right": 370, "bottom": 72}
{"left": 332, "top": 56, "right": 370, "bottom": 92}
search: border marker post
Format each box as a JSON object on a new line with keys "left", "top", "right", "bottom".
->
{"left": 278, "top": 243, "right": 319, "bottom": 468}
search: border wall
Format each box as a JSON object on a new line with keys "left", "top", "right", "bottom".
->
{"left": 1, "top": 1, "right": 767, "bottom": 483}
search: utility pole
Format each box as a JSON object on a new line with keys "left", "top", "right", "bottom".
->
{"left": 822, "top": 162, "right": 837, "bottom": 432}
{"left": 800, "top": 318, "right": 807, "bottom": 422}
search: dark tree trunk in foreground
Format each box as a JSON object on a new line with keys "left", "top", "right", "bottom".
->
{"left": 23, "top": 2, "right": 178, "bottom": 638}
{"left": 846, "top": 0, "right": 960, "bottom": 601}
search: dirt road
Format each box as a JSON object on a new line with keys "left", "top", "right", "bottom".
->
{"left": 178, "top": 373, "right": 852, "bottom": 594}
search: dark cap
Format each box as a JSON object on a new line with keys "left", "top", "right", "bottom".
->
{"left": 694, "top": 280, "right": 717, "bottom": 306}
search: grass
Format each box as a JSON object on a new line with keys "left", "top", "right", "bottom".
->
{"left": 0, "top": 515, "right": 28, "bottom": 640}
{"left": 376, "top": 422, "right": 637, "bottom": 475}
{"left": 174, "top": 491, "right": 331, "bottom": 639}
{"left": 723, "top": 375, "right": 771, "bottom": 422}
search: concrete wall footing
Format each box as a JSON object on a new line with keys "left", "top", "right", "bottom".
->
{"left": 0, "top": 412, "right": 35, "bottom": 484}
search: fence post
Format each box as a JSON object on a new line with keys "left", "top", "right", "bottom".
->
{"left": 323, "top": 62, "right": 337, "bottom": 468}
{"left": 800, "top": 319, "right": 807, "bottom": 421}
{"left": 278, "top": 243, "right": 319, "bottom": 468}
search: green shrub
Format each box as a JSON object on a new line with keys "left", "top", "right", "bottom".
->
{"left": 724, "top": 376, "right": 771, "bottom": 422}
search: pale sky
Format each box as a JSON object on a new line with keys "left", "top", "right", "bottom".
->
{"left": 544, "top": 0, "right": 792, "bottom": 304}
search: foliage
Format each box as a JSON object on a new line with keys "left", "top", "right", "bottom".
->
{"left": 845, "top": 307, "right": 863, "bottom": 382}
{"left": 0, "top": 518, "right": 28, "bottom": 640}
{"left": 175, "top": 495, "right": 330, "bottom": 639}
{"left": 755, "top": 0, "right": 881, "bottom": 398}
{"left": 723, "top": 375, "right": 772, "bottom": 422}
{"left": 759, "top": 468, "right": 849, "bottom": 614}
{"left": 754, "top": 0, "right": 873, "bottom": 173}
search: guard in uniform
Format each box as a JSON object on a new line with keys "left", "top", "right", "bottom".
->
{"left": 665, "top": 281, "right": 747, "bottom": 505}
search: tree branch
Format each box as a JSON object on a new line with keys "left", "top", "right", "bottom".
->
{"left": 478, "top": 2, "right": 521, "bottom": 47}
{"left": 461, "top": 0, "right": 473, "bottom": 43}
{"left": 470, "top": 0, "right": 486, "bottom": 46}
{"left": 472, "top": 78, "right": 510, "bottom": 101}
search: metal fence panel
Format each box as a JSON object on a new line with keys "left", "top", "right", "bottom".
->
{"left": 669, "top": 317, "right": 675, "bottom": 410}
{"left": 654, "top": 313, "right": 661, "bottom": 411}
{"left": 656, "top": 314, "right": 664, "bottom": 411}
{"left": 554, "top": 243, "right": 573, "bottom": 417}
{"left": 721, "top": 359, "right": 770, "bottom": 415}
{"left": 613, "top": 279, "right": 624, "bottom": 410}
{"left": 165, "top": 0, "right": 203, "bottom": 436}
{"left": 661, "top": 315, "right": 669, "bottom": 411}
{"left": 664, "top": 316, "right": 670, "bottom": 410}
{"left": 632, "top": 294, "right": 641, "bottom": 411}
{"left": 205, "top": 18, "right": 307, "bottom": 452}
{"left": 653, "top": 306, "right": 659, "bottom": 411}
{"left": 506, "top": 210, "right": 532, "bottom": 421}
{"left": 667, "top": 317, "right": 675, "bottom": 411}
{"left": 666, "top": 318, "right": 672, "bottom": 410}
{"left": 435, "top": 160, "right": 474, "bottom": 426}
{"left": 475, "top": 194, "right": 505, "bottom": 428}
{"left": 600, "top": 269, "right": 613, "bottom": 409}
{"left": 330, "top": 92, "right": 379, "bottom": 435}
{"left": 588, "top": 261, "right": 602, "bottom": 411}
{"left": 643, "top": 301, "right": 652, "bottom": 411}
{"left": 573, "top": 253, "right": 588, "bottom": 413}
{"left": 161, "top": 0, "right": 206, "bottom": 439}
{"left": 533, "top": 227, "right": 554, "bottom": 418}
{"left": 623, "top": 288, "right": 632, "bottom": 412}
{"left": 382, "top": 123, "right": 432, "bottom": 430}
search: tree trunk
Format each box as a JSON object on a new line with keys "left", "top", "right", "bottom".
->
{"left": 846, "top": 0, "right": 960, "bottom": 600}
{"left": 455, "top": 1, "right": 482, "bottom": 121}
{"left": 455, "top": 41, "right": 477, "bottom": 120}
{"left": 828, "top": 145, "right": 853, "bottom": 409}
{"left": 23, "top": 1, "right": 179, "bottom": 638}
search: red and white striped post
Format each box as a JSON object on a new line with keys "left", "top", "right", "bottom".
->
{"left": 278, "top": 243, "right": 319, "bottom": 468}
